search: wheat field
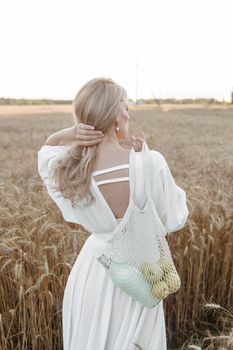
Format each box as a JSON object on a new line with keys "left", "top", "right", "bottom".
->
{"left": 0, "top": 104, "right": 232, "bottom": 350}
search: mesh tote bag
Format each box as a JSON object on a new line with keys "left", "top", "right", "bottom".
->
{"left": 96, "top": 141, "right": 181, "bottom": 308}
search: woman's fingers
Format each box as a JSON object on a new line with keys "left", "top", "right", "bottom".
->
{"left": 79, "top": 122, "right": 95, "bottom": 130}
{"left": 135, "top": 132, "right": 146, "bottom": 150}
{"left": 74, "top": 123, "right": 104, "bottom": 148}
{"left": 76, "top": 123, "right": 104, "bottom": 138}
{"left": 132, "top": 137, "right": 141, "bottom": 151}
{"left": 135, "top": 131, "right": 146, "bottom": 140}
{"left": 78, "top": 129, "right": 103, "bottom": 137}
{"left": 77, "top": 138, "right": 104, "bottom": 146}
{"left": 132, "top": 133, "right": 146, "bottom": 151}
{"left": 137, "top": 136, "right": 146, "bottom": 143}
{"left": 76, "top": 133, "right": 104, "bottom": 141}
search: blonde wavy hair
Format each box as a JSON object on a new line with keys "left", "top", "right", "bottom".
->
{"left": 49, "top": 77, "right": 128, "bottom": 208}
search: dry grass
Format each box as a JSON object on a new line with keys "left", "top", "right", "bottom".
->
{"left": 0, "top": 104, "right": 233, "bottom": 349}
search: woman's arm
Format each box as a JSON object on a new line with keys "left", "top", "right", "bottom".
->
{"left": 45, "top": 123, "right": 146, "bottom": 154}
{"left": 45, "top": 124, "right": 104, "bottom": 147}
{"left": 44, "top": 127, "right": 75, "bottom": 146}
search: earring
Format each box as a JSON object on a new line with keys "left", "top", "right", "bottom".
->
{"left": 116, "top": 125, "right": 119, "bottom": 131}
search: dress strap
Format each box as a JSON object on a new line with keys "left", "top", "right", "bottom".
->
{"left": 92, "top": 164, "right": 129, "bottom": 176}
{"left": 95, "top": 177, "right": 130, "bottom": 186}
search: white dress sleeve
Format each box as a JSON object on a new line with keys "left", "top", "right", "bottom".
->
{"left": 37, "top": 145, "right": 82, "bottom": 225}
{"left": 150, "top": 150, "right": 189, "bottom": 234}
{"left": 37, "top": 145, "right": 71, "bottom": 180}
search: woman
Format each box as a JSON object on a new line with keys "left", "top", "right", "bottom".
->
{"left": 37, "top": 77, "right": 189, "bottom": 350}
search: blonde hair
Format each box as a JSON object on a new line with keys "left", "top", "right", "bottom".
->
{"left": 49, "top": 77, "right": 127, "bottom": 208}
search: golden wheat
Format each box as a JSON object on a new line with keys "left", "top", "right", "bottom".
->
{"left": 0, "top": 104, "right": 232, "bottom": 349}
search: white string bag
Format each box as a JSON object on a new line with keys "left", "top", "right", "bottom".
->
{"left": 96, "top": 141, "right": 181, "bottom": 308}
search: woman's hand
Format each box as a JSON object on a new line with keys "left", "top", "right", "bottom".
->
{"left": 131, "top": 131, "right": 146, "bottom": 152}
{"left": 72, "top": 123, "right": 104, "bottom": 156}
{"left": 44, "top": 123, "right": 104, "bottom": 154}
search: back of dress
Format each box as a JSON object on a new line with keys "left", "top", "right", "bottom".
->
{"left": 37, "top": 142, "right": 188, "bottom": 237}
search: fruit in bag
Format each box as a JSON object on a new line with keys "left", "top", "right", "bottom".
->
{"left": 139, "top": 262, "right": 164, "bottom": 283}
{"left": 164, "top": 272, "right": 181, "bottom": 293}
{"left": 151, "top": 281, "right": 170, "bottom": 299}
{"left": 158, "top": 256, "right": 174, "bottom": 274}
{"left": 109, "top": 263, "right": 159, "bottom": 307}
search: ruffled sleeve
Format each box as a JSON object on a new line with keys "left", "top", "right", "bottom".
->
{"left": 37, "top": 144, "right": 83, "bottom": 225}
{"left": 150, "top": 150, "right": 189, "bottom": 234}
{"left": 37, "top": 145, "right": 71, "bottom": 180}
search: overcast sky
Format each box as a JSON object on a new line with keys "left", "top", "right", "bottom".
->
{"left": 0, "top": 0, "right": 232, "bottom": 101}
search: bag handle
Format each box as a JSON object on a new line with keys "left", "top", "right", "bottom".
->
{"left": 141, "top": 141, "right": 168, "bottom": 236}
{"left": 141, "top": 141, "right": 153, "bottom": 201}
{"left": 128, "top": 141, "right": 152, "bottom": 205}
{"left": 128, "top": 146, "right": 137, "bottom": 202}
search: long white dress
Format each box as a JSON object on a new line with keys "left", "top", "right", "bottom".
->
{"left": 37, "top": 144, "right": 189, "bottom": 350}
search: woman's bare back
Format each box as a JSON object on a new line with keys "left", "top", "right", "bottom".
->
{"left": 92, "top": 147, "right": 131, "bottom": 219}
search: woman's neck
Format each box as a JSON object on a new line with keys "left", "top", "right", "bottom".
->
{"left": 96, "top": 133, "right": 128, "bottom": 153}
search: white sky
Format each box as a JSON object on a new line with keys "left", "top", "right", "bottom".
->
{"left": 0, "top": 0, "right": 232, "bottom": 101}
